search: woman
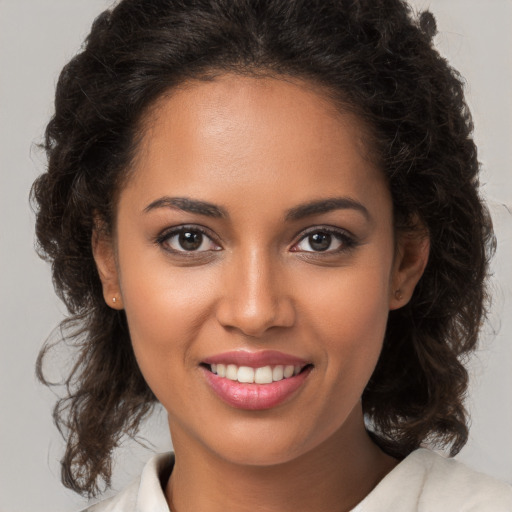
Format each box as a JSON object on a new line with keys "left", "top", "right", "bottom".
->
{"left": 31, "top": 0, "right": 512, "bottom": 510}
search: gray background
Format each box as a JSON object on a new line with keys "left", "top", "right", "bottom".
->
{"left": 1, "top": 0, "right": 511, "bottom": 510}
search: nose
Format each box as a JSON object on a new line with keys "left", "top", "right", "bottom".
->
{"left": 215, "top": 249, "right": 295, "bottom": 338}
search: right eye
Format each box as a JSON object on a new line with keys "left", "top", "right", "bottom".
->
{"left": 157, "top": 227, "right": 221, "bottom": 253}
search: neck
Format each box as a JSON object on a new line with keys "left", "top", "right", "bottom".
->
{"left": 165, "top": 408, "right": 397, "bottom": 512}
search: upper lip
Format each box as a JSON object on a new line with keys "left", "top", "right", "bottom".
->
{"left": 202, "top": 350, "right": 310, "bottom": 368}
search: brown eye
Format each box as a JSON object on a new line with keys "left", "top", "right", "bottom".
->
{"left": 179, "top": 230, "right": 204, "bottom": 251}
{"left": 158, "top": 227, "right": 221, "bottom": 253}
{"left": 292, "top": 228, "right": 355, "bottom": 254}
{"left": 308, "top": 232, "right": 332, "bottom": 252}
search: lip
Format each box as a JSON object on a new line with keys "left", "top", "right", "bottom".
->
{"left": 201, "top": 350, "right": 313, "bottom": 410}
{"left": 202, "top": 350, "right": 309, "bottom": 368}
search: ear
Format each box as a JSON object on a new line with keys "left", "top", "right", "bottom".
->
{"left": 91, "top": 221, "right": 124, "bottom": 310}
{"left": 389, "top": 227, "right": 430, "bottom": 310}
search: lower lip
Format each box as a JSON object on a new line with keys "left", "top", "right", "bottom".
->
{"left": 203, "top": 366, "right": 312, "bottom": 410}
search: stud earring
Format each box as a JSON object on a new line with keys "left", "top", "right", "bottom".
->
{"left": 394, "top": 290, "right": 403, "bottom": 301}
{"left": 112, "top": 297, "right": 117, "bottom": 303}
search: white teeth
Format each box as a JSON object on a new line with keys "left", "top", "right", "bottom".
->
{"left": 283, "top": 365, "right": 294, "bottom": 378}
{"left": 272, "top": 365, "right": 284, "bottom": 381}
{"left": 237, "top": 366, "right": 255, "bottom": 383}
{"left": 254, "top": 366, "right": 273, "bottom": 384}
{"left": 217, "top": 363, "right": 226, "bottom": 377}
{"left": 226, "top": 364, "right": 238, "bottom": 380}
{"left": 209, "top": 362, "right": 306, "bottom": 384}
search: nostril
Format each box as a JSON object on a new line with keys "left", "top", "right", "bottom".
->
{"left": 215, "top": 301, "right": 296, "bottom": 338}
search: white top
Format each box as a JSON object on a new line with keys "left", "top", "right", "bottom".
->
{"left": 82, "top": 449, "right": 512, "bottom": 511}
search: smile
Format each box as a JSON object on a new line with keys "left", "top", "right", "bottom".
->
{"left": 209, "top": 363, "right": 303, "bottom": 384}
{"left": 201, "top": 351, "right": 313, "bottom": 410}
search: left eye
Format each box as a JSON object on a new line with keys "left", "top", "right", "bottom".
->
{"left": 293, "top": 230, "right": 349, "bottom": 253}
{"left": 160, "top": 228, "right": 220, "bottom": 253}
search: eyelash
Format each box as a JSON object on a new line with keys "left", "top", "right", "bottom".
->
{"left": 291, "top": 227, "right": 357, "bottom": 254}
{"left": 155, "top": 225, "right": 221, "bottom": 254}
{"left": 155, "top": 225, "right": 357, "bottom": 255}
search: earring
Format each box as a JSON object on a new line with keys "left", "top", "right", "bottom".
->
{"left": 112, "top": 297, "right": 117, "bottom": 303}
{"left": 394, "top": 290, "right": 403, "bottom": 301}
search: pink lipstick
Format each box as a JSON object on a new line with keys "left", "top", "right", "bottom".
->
{"left": 202, "top": 350, "right": 313, "bottom": 410}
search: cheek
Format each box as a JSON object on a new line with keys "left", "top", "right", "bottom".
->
{"left": 303, "top": 259, "right": 392, "bottom": 387}
{"left": 308, "top": 256, "right": 391, "bottom": 331}
{"left": 117, "top": 247, "right": 218, "bottom": 376}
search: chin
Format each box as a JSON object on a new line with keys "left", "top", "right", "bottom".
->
{"left": 193, "top": 414, "right": 344, "bottom": 469}
{"left": 211, "top": 440, "right": 308, "bottom": 468}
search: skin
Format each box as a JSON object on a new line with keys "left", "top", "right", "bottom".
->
{"left": 93, "top": 74, "right": 429, "bottom": 512}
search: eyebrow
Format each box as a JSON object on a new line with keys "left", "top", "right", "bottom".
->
{"left": 143, "top": 195, "right": 370, "bottom": 222}
{"left": 143, "top": 197, "right": 227, "bottom": 218}
{"left": 285, "top": 197, "right": 370, "bottom": 222}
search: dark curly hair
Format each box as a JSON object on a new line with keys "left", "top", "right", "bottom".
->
{"left": 31, "top": 0, "right": 495, "bottom": 498}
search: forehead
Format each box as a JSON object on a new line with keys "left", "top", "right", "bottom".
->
{"left": 124, "top": 74, "right": 389, "bottom": 214}
{"left": 139, "top": 74, "right": 373, "bottom": 162}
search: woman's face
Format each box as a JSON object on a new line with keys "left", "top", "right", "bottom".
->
{"left": 95, "top": 74, "right": 423, "bottom": 465}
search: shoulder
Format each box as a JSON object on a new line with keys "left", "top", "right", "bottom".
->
{"left": 354, "top": 448, "right": 512, "bottom": 512}
{"left": 414, "top": 449, "right": 512, "bottom": 509}
{"left": 80, "top": 479, "right": 139, "bottom": 512}
{"left": 79, "top": 452, "right": 174, "bottom": 512}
